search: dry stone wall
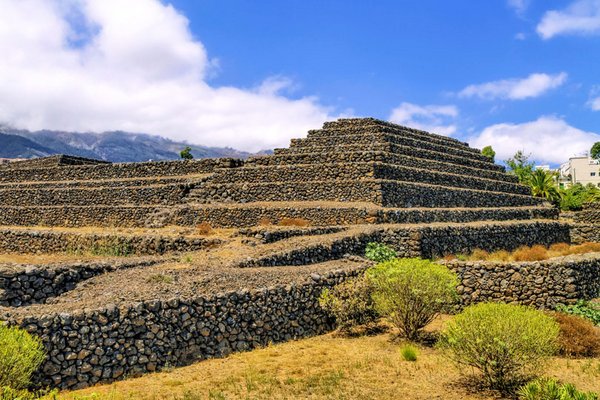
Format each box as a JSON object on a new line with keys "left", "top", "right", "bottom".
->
{"left": 275, "top": 142, "right": 504, "bottom": 172}
{"left": 7, "top": 267, "right": 365, "bottom": 390}
{"left": 246, "top": 150, "right": 516, "bottom": 183}
{"left": 0, "top": 259, "right": 161, "bottom": 307}
{"left": 442, "top": 253, "right": 600, "bottom": 308}
{"left": 574, "top": 203, "right": 600, "bottom": 224}
{"left": 212, "top": 162, "right": 528, "bottom": 195}
{"left": 2, "top": 184, "right": 192, "bottom": 207}
{"left": 289, "top": 132, "right": 488, "bottom": 161}
{"left": 0, "top": 229, "right": 219, "bottom": 255}
{"left": 239, "top": 222, "right": 570, "bottom": 267}
{"left": 570, "top": 223, "right": 600, "bottom": 244}
{"left": 0, "top": 204, "right": 558, "bottom": 229}
{"left": 190, "top": 180, "right": 541, "bottom": 208}
{"left": 0, "top": 158, "right": 242, "bottom": 183}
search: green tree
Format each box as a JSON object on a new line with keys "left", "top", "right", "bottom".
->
{"left": 180, "top": 146, "right": 194, "bottom": 160}
{"left": 481, "top": 145, "right": 496, "bottom": 162}
{"left": 505, "top": 150, "right": 535, "bottom": 183}
{"left": 528, "top": 169, "right": 560, "bottom": 203}
{"left": 591, "top": 142, "right": 600, "bottom": 160}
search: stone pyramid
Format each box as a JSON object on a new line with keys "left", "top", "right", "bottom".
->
{"left": 184, "top": 117, "right": 555, "bottom": 225}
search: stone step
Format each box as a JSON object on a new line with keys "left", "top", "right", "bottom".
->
{"left": 288, "top": 132, "right": 490, "bottom": 162}
{"left": 0, "top": 174, "right": 209, "bottom": 190}
{"left": 307, "top": 124, "right": 476, "bottom": 155}
{"left": 0, "top": 159, "right": 242, "bottom": 183}
{"left": 273, "top": 142, "right": 505, "bottom": 172}
{"left": 186, "top": 179, "right": 544, "bottom": 208}
{"left": 0, "top": 183, "right": 191, "bottom": 207}
{"left": 323, "top": 118, "right": 469, "bottom": 147}
{"left": 238, "top": 220, "right": 571, "bottom": 267}
{"left": 246, "top": 150, "right": 516, "bottom": 183}
{"left": 210, "top": 162, "right": 530, "bottom": 195}
{"left": 0, "top": 204, "right": 557, "bottom": 228}
{"left": 0, "top": 227, "right": 219, "bottom": 256}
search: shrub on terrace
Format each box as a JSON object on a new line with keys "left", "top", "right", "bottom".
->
{"left": 367, "top": 258, "right": 458, "bottom": 340}
{"left": 518, "top": 377, "right": 599, "bottom": 400}
{"left": 438, "top": 303, "right": 559, "bottom": 393}
{"left": 364, "top": 242, "right": 397, "bottom": 263}
{"left": 319, "top": 276, "right": 378, "bottom": 334}
{"left": 556, "top": 300, "right": 600, "bottom": 326}
{"left": 0, "top": 325, "right": 46, "bottom": 390}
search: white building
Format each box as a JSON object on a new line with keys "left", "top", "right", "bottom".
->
{"left": 559, "top": 156, "right": 600, "bottom": 188}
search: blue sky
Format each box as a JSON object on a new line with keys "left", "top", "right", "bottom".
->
{"left": 1, "top": 0, "right": 600, "bottom": 164}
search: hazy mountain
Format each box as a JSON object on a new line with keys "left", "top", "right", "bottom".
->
{"left": 0, "top": 132, "right": 56, "bottom": 158}
{"left": 0, "top": 126, "right": 267, "bottom": 162}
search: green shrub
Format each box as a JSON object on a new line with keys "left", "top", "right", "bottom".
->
{"left": 0, "top": 387, "right": 58, "bottom": 400}
{"left": 319, "top": 276, "right": 378, "bottom": 333}
{"left": 0, "top": 325, "right": 45, "bottom": 390}
{"left": 364, "top": 243, "right": 397, "bottom": 263}
{"left": 438, "top": 303, "right": 559, "bottom": 393}
{"left": 556, "top": 300, "right": 600, "bottom": 326}
{"left": 400, "top": 344, "right": 418, "bottom": 362}
{"left": 518, "top": 377, "right": 599, "bottom": 400}
{"left": 366, "top": 258, "right": 458, "bottom": 340}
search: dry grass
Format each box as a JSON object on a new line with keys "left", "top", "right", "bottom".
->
{"left": 0, "top": 253, "right": 109, "bottom": 265}
{"left": 257, "top": 217, "right": 273, "bottom": 226}
{"left": 278, "top": 217, "right": 311, "bottom": 227}
{"left": 513, "top": 245, "right": 548, "bottom": 262}
{"left": 196, "top": 222, "right": 213, "bottom": 236}
{"left": 447, "top": 242, "right": 600, "bottom": 262}
{"left": 61, "top": 323, "right": 600, "bottom": 400}
{"left": 551, "top": 312, "right": 600, "bottom": 358}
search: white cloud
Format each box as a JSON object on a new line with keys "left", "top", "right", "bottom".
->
{"left": 508, "top": 0, "right": 530, "bottom": 16}
{"left": 0, "top": 0, "right": 336, "bottom": 152}
{"left": 514, "top": 32, "right": 527, "bottom": 40}
{"left": 469, "top": 116, "right": 600, "bottom": 164}
{"left": 589, "top": 97, "right": 600, "bottom": 110}
{"left": 537, "top": 0, "right": 600, "bottom": 39}
{"left": 458, "top": 73, "right": 568, "bottom": 100}
{"left": 389, "top": 102, "right": 458, "bottom": 136}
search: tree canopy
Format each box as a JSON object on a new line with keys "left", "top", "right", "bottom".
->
{"left": 591, "top": 142, "right": 600, "bottom": 160}
{"left": 505, "top": 150, "right": 535, "bottom": 184}
{"left": 180, "top": 146, "right": 194, "bottom": 160}
{"left": 481, "top": 145, "right": 496, "bottom": 162}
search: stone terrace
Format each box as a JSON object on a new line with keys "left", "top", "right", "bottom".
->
{"left": 0, "top": 117, "right": 578, "bottom": 390}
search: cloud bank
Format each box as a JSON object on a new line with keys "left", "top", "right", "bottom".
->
{"left": 537, "top": 0, "right": 600, "bottom": 39}
{"left": 458, "top": 73, "right": 568, "bottom": 100}
{"left": 0, "top": 0, "right": 335, "bottom": 152}
{"left": 389, "top": 102, "right": 458, "bottom": 136}
{"left": 469, "top": 116, "right": 600, "bottom": 164}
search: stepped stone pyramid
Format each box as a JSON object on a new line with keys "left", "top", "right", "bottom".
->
{"left": 184, "top": 117, "right": 555, "bottom": 225}
{"left": 0, "top": 117, "right": 567, "bottom": 255}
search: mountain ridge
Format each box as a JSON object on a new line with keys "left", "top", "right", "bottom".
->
{"left": 0, "top": 126, "right": 267, "bottom": 162}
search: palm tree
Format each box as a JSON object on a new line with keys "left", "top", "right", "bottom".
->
{"left": 527, "top": 169, "right": 560, "bottom": 203}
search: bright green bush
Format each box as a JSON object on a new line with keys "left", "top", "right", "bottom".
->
{"left": 438, "top": 303, "right": 559, "bottom": 393}
{"left": 0, "top": 386, "right": 58, "bottom": 400}
{"left": 0, "top": 325, "right": 46, "bottom": 390}
{"left": 364, "top": 242, "right": 397, "bottom": 263}
{"left": 400, "top": 344, "right": 418, "bottom": 362}
{"left": 518, "top": 377, "right": 599, "bottom": 400}
{"left": 556, "top": 300, "right": 600, "bottom": 326}
{"left": 367, "top": 258, "right": 458, "bottom": 340}
{"left": 319, "top": 276, "right": 378, "bottom": 333}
